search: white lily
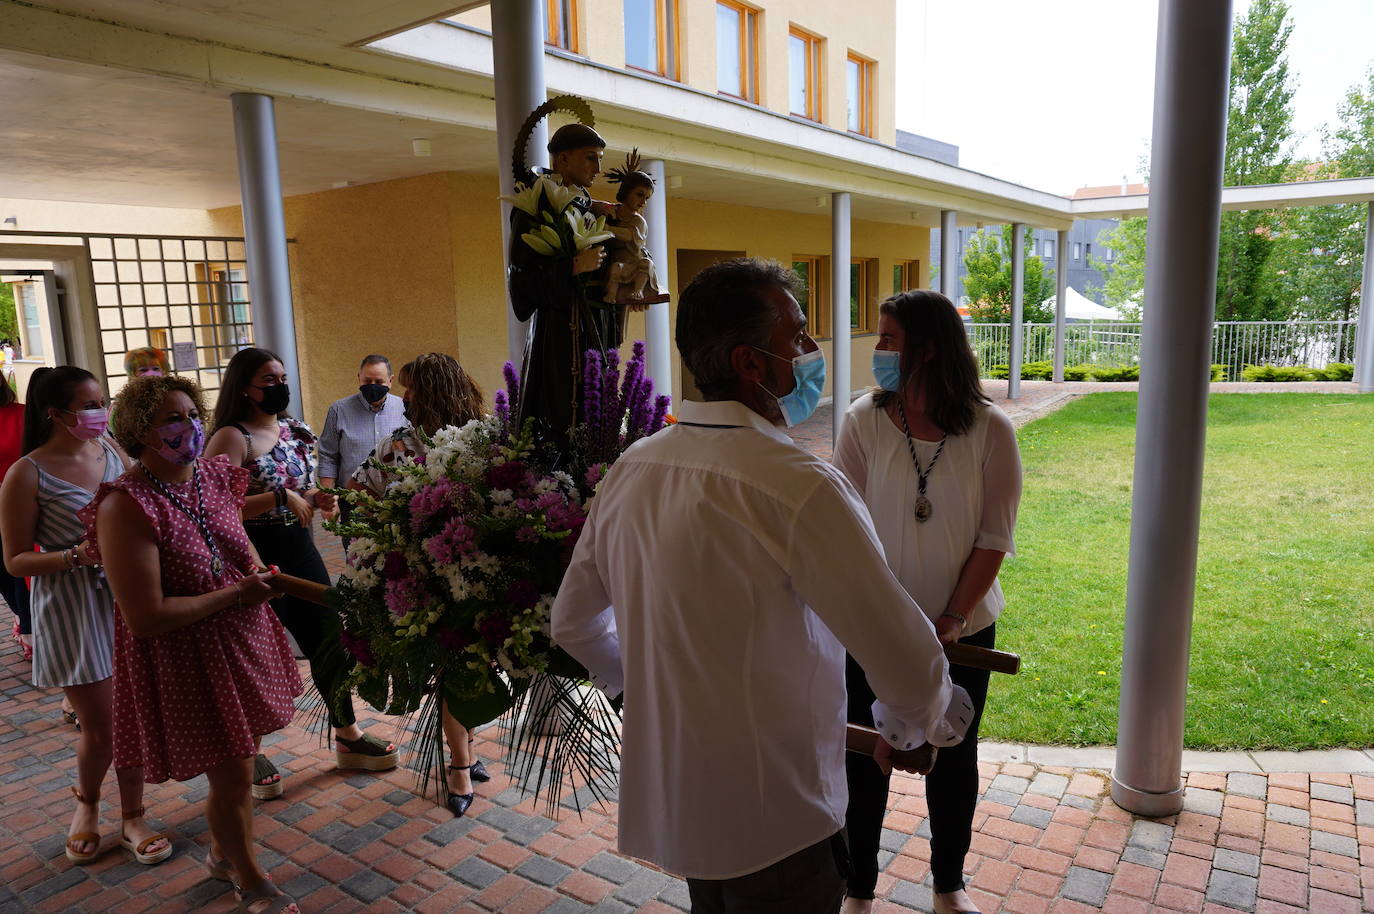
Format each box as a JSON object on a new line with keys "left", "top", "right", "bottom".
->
{"left": 538, "top": 174, "right": 581, "bottom": 213}
{"left": 568, "top": 210, "right": 614, "bottom": 251}
{"left": 500, "top": 181, "right": 543, "bottom": 217}
{"left": 521, "top": 231, "right": 556, "bottom": 256}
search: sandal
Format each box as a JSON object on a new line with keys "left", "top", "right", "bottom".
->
{"left": 335, "top": 732, "right": 399, "bottom": 772}
{"left": 64, "top": 786, "right": 101, "bottom": 865}
{"left": 234, "top": 878, "right": 299, "bottom": 913}
{"left": 61, "top": 707, "right": 80, "bottom": 731}
{"left": 11, "top": 622, "right": 32, "bottom": 662}
{"left": 252, "top": 754, "right": 283, "bottom": 800}
{"left": 206, "top": 849, "right": 234, "bottom": 882}
{"left": 119, "top": 806, "right": 172, "bottom": 865}
{"left": 445, "top": 764, "right": 475, "bottom": 818}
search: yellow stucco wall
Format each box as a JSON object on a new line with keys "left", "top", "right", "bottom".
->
{"left": 450, "top": 0, "right": 896, "bottom": 144}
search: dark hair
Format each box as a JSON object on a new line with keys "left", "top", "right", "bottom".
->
{"left": 547, "top": 123, "right": 606, "bottom": 155}
{"left": 22, "top": 366, "right": 97, "bottom": 454}
{"left": 873, "top": 289, "right": 989, "bottom": 436}
{"left": 0, "top": 376, "right": 15, "bottom": 409}
{"left": 404, "top": 353, "right": 484, "bottom": 436}
{"left": 360, "top": 354, "right": 391, "bottom": 372}
{"left": 110, "top": 375, "right": 206, "bottom": 458}
{"left": 676, "top": 258, "right": 801, "bottom": 399}
{"left": 606, "top": 150, "right": 654, "bottom": 203}
{"left": 212, "top": 347, "right": 284, "bottom": 432}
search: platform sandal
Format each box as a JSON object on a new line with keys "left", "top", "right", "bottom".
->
{"left": 234, "top": 878, "right": 299, "bottom": 913}
{"left": 252, "top": 754, "right": 283, "bottom": 800}
{"left": 335, "top": 732, "right": 399, "bottom": 771}
{"left": 64, "top": 786, "right": 101, "bottom": 865}
{"left": 119, "top": 806, "right": 172, "bottom": 865}
{"left": 445, "top": 763, "right": 476, "bottom": 818}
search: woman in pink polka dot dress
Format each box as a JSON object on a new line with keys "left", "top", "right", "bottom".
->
{"left": 82, "top": 375, "right": 303, "bottom": 914}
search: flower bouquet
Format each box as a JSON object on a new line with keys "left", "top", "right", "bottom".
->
{"left": 327, "top": 341, "right": 670, "bottom": 811}
{"left": 503, "top": 173, "right": 614, "bottom": 262}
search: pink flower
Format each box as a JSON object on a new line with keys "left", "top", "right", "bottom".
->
{"left": 504, "top": 579, "right": 540, "bottom": 610}
{"left": 382, "top": 551, "right": 408, "bottom": 580}
{"left": 584, "top": 464, "right": 605, "bottom": 488}
{"left": 487, "top": 460, "right": 532, "bottom": 492}
{"left": 340, "top": 630, "right": 377, "bottom": 667}
{"left": 436, "top": 627, "right": 473, "bottom": 652}
{"left": 478, "top": 614, "right": 513, "bottom": 646}
{"left": 424, "top": 516, "right": 477, "bottom": 565}
{"left": 409, "top": 478, "right": 455, "bottom": 533}
{"left": 384, "top": 576, "right": 425, "bottom": 618}
{"left": 516, "top": 526, "right": 539, "bottom": 543}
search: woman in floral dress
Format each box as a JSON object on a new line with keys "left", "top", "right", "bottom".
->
{"left": 87, "top": 374, "right": 303, "bottom": 913}
{"left": 206, "top": 348, "right": 397, "bottom": 800}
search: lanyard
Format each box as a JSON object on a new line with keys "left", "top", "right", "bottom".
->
{"left": 141, "top": 463, "right": 227, "bottom": 576}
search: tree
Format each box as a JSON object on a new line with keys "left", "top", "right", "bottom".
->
{"left": 0, "top": 283, "right": 17, "bottom": 344}
{"left": 1214, "top": 0, "right": 1297, "bottom": 321}
{"left": 961, "top": 226, "right": 1056, "bottom": 323}
{"left": 1091, "top": 217, "right": 1147, "bottom": 319}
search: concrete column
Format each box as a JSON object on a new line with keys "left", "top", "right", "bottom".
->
{"left": 1112, "top": 0, "right": 1234, "bottom": 818}
{"left": 1356, "top": 202, "right": 1374, "bottom": 393}
{"left": 644, "top": 159, "right": 673, "bottom": 403}
{"left": 493, "top": 0, "right": 548, "bottom": 368}
{"left": 939, "top": 210, "right": 959, "bottom": 303}
{"left": 230, "top": 93, "right": 300, "bottom": 417}
{"left": 1053, "top": 228, "right": 1069, "bottom": 382}
{"left": 1009, "top": 223, "right": 1027, "bottom": 399}
{"left": 831, "top": 192, "right": 852, "bottom": 444}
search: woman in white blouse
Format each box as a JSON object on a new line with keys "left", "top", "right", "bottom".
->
{"left": 834, "top": 289, "right": 1022, "bottom": 914}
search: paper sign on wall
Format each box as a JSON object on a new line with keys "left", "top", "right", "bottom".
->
{"left": 172, "top": 341, "right": 198, "bottom": 371}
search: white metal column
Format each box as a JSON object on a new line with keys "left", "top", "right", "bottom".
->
{"left": 493, "top": 0, "right": 548, "bottom": 368}
{"left": 939, "top": 210, "right": 959, "bottom": 303}
{"left": 1053, "top": 229, "right": 1069, "bottom": 382}
{"left": 1112, "top": 0, "right": 1234, "bottom": 817}
{"left": 644, "top": 159, "right": 673, "bottom": 402}
{"left": 831, "top": 192, "right": 852, "bottom": 443}
{"left": 231, "top": 93, "right": 300, "bottom": 417}
{"left": 1356, "top": 202, "right": 1374, "bottom": 393}
{"left": 1009, "top": 223, "right": 1027, "bottom": 399}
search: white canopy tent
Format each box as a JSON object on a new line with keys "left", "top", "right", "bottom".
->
{"left": 1040, "top": 286, "right": 1124, "bottom": 321}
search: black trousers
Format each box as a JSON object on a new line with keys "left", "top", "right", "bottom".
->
{"left": 844, "top": 623, "right": 995, "bottom": 898}
{"left": 686, "top": 831, "right": 849, "bottom": 914}
{"left": 246, "top": 521, "right": 354, "bottom": 729}
{"left": 0, "top": 533, "right": 31, "bottom": 635}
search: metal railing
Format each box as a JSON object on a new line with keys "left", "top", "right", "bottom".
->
{"left": 966, "top": 320, "right": 1359, "bottom": 378}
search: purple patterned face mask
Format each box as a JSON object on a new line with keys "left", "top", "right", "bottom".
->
{"left": 156, "top": 418, "right": 205, "bottom": 465}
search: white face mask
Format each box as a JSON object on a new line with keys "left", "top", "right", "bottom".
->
{"left": 753, "top": 347, "right": 826, "bottom": 427}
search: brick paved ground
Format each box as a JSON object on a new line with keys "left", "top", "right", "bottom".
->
{"left": 2, "top": 380, "right": 1371, "bottom": 913}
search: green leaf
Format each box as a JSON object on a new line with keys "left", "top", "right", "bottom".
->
{"left": 441, "top": 669, "right": 513, "bottom": 728}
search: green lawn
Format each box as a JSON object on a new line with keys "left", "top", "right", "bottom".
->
{"left": 983, "top": 392, "right": 1374, "bottom": 750}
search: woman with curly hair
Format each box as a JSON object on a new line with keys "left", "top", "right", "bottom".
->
{"left": 351, "top": 352, "right": 490, "bottom": 817}
{"left": 205, "top": 347, "right": 397, "bottom": 800}
{"left": 87, "top": 373, "right": 303, "bottom": 912}
{"left": 0, "top": 366, "right": 171, "bottom": 867}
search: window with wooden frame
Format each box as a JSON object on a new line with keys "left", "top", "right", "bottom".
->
{"left": 892, "top": 259, "right": 919, "bottom": 296}
{"left": 850, "top": 258, "right": 878, "bottom": 332}
{"left": 715, "top": 1, "right": 758, "bottom": 102}
{"left": 624, "top": 0, "right": 679, "bottom": 80}
{"left": 546, "top": 0, "right": 579, "bottom": 52}
{"left": 788, "top": 28, "right": 822, "bottom": 121}
{"left": 791, "top": 256, "right": 829, "bottom": 338}
{"left": 846, "top": 53, "right": 874, "bottom": 136}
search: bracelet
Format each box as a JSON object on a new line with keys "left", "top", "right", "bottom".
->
{"left": 62, "top": 547, "right": 75, "bottom": 571}
{"left": 275, "top": 488, "right": 287, "bottom": 510}
{"left": 939, "top": 611, "right": 968, "bottom": 630}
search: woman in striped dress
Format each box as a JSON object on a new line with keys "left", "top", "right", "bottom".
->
{"left": 0, "top": 367, "right": 171, "bottom": 866}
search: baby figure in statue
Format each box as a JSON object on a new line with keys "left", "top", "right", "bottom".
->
{"left": 602, "top": 150, "right": 670, "bottom": 311}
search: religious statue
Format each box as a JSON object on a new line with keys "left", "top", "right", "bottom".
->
{"left": 505, "top": 96, "right": 619, "bottom": 445}
{"left": 600, "top": 150, "right": 670, "bottom": 312}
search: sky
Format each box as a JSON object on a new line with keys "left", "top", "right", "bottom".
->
{"left": 894, "top": 0, "right": 1374, "bottom": 195}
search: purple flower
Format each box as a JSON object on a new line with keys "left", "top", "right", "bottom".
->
{"left": 503, "top": 361, "right": 522, "bottom": 413}
{"left": 409, "top": 478, "right": 455, "bottom": 533}
{"left": 504, "top": 579, "right": 540, "bottom": 610}
{"left": 340, "top": 630, "right": 376, "bottom": 667}
{"left": 478, "top": 614, "right": 513, "bottom": 646}
{"left": 582, "top": 349, "right": 604, "bottom": 434}
{"left": 382, "top": 551, "right": 408, "bottom": 580}
{"left": 494, "top": 389, "right": 510, "bottom": 430}
{"left": 649, "top": 394, "right": 671, "bottom": 434}
{"left": 486, "top": 460, "right": 531, "bottom": 492}
{"left": 584, "top": 464, "right": 605, "bottom": 488}
{"left": 516, "top": 525, "right": 540, "bottom": 543}
{"left": 384, "top": 575, "right": 425, "bottom": 618}
{"left": 436, "top": 627, "right": 473, "bottom": 652}
{"left": 425, "top": 516, "right": 477, "bottom": 565}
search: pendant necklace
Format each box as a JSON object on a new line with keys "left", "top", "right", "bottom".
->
{"left": 896, "top": 400, "right": 946, "bottom": 524}
{"left": 141, "top": 463, "right": 226, "bottom": 576}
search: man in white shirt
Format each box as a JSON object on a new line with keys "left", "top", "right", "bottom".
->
{"left": 551, "top": 258, "right": 973, "bottom": 914}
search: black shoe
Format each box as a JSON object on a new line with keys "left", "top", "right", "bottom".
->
{"left": 446, "top": 763, "right": 476, "bottom": 818}
{"left": 469, "top": 759, "right": 491, "bottom": 783}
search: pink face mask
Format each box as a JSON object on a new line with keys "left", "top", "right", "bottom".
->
{"left": 62, "top": 408, "right": 109, "bottom": 440}
{"left": 155, "top": 418, "right": 205, "bottom": 465}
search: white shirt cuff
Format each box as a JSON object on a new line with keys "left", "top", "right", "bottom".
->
{"left": 871, "top": 684, "right": 975, "bottom": 751}
{"left": 565, "top": 631, "right": 624, "bottom": 700}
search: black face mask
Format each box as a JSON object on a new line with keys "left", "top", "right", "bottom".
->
{"left": 252, "top": 383, "right": 291, "bottom": 415}
{"left": 360, "top": 383, "right": 390, "bottom": 404}
{"left": 402, "top": 399, "right": 413, "bottom": 423}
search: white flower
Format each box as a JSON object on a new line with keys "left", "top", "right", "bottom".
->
{"left": 568, "top": 210, "right": 613, "bottom": 251}
{"left": 489, "top": 489, "right": 514, "bottom": 504}
{"left": 500, "top": 181, "right": 542, "bottom": 217}
{"left": 538, "top": 174, "right": 580, "bottom": 213}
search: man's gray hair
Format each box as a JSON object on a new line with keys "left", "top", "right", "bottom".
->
{"left": 675, "top": 258, "right": 802, "bottom": 399}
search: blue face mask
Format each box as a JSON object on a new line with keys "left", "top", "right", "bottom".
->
{"left": 754, "top": 346, "right": 826, "bottom": 427}
{"left": 872, "top": 350, "right": 902, "bottom": 392}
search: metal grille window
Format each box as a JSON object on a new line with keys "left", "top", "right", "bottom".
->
{"left": 88, "top": 234, "right": 254, "bottom": 397}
